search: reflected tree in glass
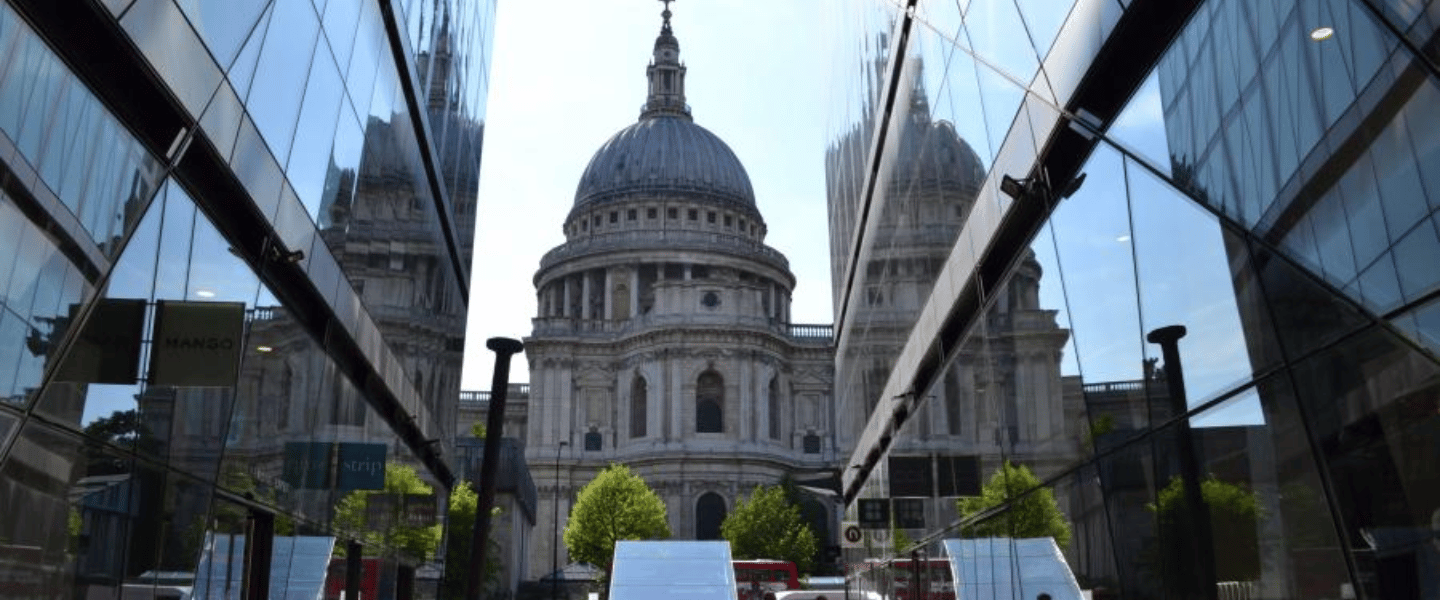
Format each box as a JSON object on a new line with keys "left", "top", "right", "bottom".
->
{"left": 332, "top": 462, "right": 442, "bottom": 562}
{"left": 1146, "top": 475, "right": 1261, "bottom": 588}
{"left": 956, "top": 461, "right": 1071, "bottom": 547}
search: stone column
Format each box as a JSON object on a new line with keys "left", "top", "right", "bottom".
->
{"left": 603, "top": 268, "right": 613, "bottom": 321}
{"left": 669, "top": 358, "right": 683, "bottom": 441}
{"left": 738, "top": 357, "right": 752, "bottom": 440}
{"left": 581, "top": 271, "right": 592, "bottom": 320}
{"left": 630, "top": 268, "right": 640, "bottom": 318}
{"left": 562, "top": 277, "right": 572, "bottom": 317}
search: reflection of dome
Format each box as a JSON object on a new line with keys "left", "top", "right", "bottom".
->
{"left": 573, "top": 115, "right": 755, "bottom": 208}
{"left": 903, "top": 119, "right": 984, "bottom": 191}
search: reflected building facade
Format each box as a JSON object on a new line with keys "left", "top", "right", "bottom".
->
{"left": 0, "top": 1, "right": 495, "bottom": 599}
{"left": 828, "top": 1, "right": 1439, "bottom": 599}
{"left": 826, "top": 49, "right": 1082, "bottom": 542}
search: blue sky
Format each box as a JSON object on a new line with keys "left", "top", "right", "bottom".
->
{"left": 460, "top": 1, "right": 834, "bottom": 389}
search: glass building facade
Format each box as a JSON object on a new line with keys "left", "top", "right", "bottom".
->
{"left": 0, "top": 0, "right": 494, "bottom": 599}
{"left": 826, "top": 0, "right": 1439, "bottom": 598}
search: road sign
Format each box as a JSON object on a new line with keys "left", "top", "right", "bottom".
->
{"left": 841, "top": 522, "right": 895, "bottom": 549}
{"left": 840, "top": 522, "right": 863, "bottom": 548}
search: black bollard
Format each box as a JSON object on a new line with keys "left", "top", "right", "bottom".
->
{"left": 465, "top": 337, "right": 525, "bottom": 600}
{"left": 1147, "top": 325, "right": 1217, "bottom": 600}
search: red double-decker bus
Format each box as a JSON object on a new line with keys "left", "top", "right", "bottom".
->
{"left": 734, "top": 559, "right": 800, "bottom": 600}
{"left": 846, "top": 557, "right": 954, "bottom": 600}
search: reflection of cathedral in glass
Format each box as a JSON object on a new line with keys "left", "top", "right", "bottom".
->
{"left": 831, "top": 1, "right": 1440, "bottom": 599}
{"left": 0, "top": 1, "right": 495, "bottom": 598}
{"left": 826, "top": 54, "right": 1079, "bottom": 533}
{"left": 519, "top": 7, "right": 835, "bottom": 581}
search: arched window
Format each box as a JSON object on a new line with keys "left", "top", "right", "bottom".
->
{"left": 695, "top": 493, "right": 726, "bottom": 540}
{"left": 630, "top": 374, "right": 647, "bottom": 438}
{"left": 767, "top": 377, "right": 781, "bottom": 440}
{"left": 696, "top": 370, "right": 724, "bottom": 433}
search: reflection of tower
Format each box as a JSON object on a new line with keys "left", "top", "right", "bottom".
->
{"left": 522, "top": 5, "right": 834, "bottom": 581}
{"left": 825, "top": 55, "right": 1079, "bottom": 532}
{"left": 827, "top": 56, "right": 988, "bottom": 449}
{"left": 316, "top": 10, "right": 480, "bottom": 454}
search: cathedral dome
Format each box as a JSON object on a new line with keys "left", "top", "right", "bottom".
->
{"left": 573, "top": 116, "right": 756, "bottom": 208}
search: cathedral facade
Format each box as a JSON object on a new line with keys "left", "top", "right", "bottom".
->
{"left": 520, "top": 7, "right": 836, "bottom": 580}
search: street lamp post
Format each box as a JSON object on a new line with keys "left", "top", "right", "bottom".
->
{"left": 552, "top": 440, "right": 568, "bottom": 600}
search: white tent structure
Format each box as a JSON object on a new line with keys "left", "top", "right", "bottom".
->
{"left": 609, "top": 541, "right": 739, "bottom": 600}
{"left": 941, "top": 538, "right": 1083, "bottom": 600}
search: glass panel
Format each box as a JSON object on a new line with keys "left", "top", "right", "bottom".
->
{"left": 1128, "top": 156, "right": 1278, "bottom": 405}
{"left": 1289, "top": 326, "right": 1440, "bottom": 600}
{"left": 1250, "top": 240, "right": 1368, "bottom": 361}
{"left": 344, "top": 1, "right": 384, "bottom": 121}
{"left": 287, "top": 49, "right": 344, "bottom": 220}
{"left": 1392, "top": 216, "right": 1440, "bottom": 302}
{"left": 1048, "top": 144, "right": 1151, "bottom": 421}
{"left": 1391, "top": 295, "right": 1440, "bottom": 356}
{"left": 322, "top": 0, "right": 362, "bottom": 75}
{"left": 229, "top": 116, "right": 285, "bottom": 221}
{"left": 224, "top": 3, "right": 271, "bottom": 98}
{"left": 199, "top": 81, "right": 245, "bottom": 163}
{"left": 0, "top": 423, "right": 94, "bottom": 599}
{"left": 1106, "top": 70, "right": 1171, "bottom": 178}
{"left": 104, "top": 181, "right": 163, "bottom": 297}
{"left": 245, "top": 0, "right": 320, "bottom": 165}
{"left": 184, "top": 194, "right": 261, "bottom": 305}
{"left": 1013, "top": 0, "right": 1071, "bottom": 62}
{"left": 119, "top": 0, "right": 224, "bottom": 117}
{"left": 152, "top": 182, "right": 195, "bottom": 302}
{"left": 1406, "top": 77, "right": 1440, "bottom": 214}
{"left": 174, "top": 0, "right": 269, "bottom": 69}
{"left": 961, "top": 1, "right": 1040, "bottom": 86}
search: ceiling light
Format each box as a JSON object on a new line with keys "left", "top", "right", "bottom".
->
{"left": 256, "top": 345, "right": 274, "bottom": 353}
{"left": 1116, "top": 235, "right": 1131, "bottom": 243}
{"left": 1310, "top": 27, "right": 1335, "bottom": 41}
{"left": 195, "top": 288, "right": 216, "bottom": 298}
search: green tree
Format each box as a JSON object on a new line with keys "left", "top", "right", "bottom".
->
{"left": 333, "top": 463, "right": 443, "bottom": 562}
{"left": 439, "top": 482, "right": 503, "bottom": 600}
{"left": 956, "top": 461, "right": 1071, "bottom": 547}
{"left": 1148, "top": 476, "right": 1261, "bottom": 585}
{"left": 721, "top": 485, "right": 819, "bottom": 573}
{"left": 470, "top": 420, "right": 486, "bottom": 438}
{"left": 564, "top": 464, "right": 671, "bottom": 572}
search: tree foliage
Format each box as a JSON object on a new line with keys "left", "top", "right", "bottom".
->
{"left": 721, "top": 485, "right": 819, "bottom": 573}
{"left": 332, "top": 463, "right": 442, "bottom": 561}
{"left": 564, "top": 464, "right": 671, "bottom": 571}
{"left": 956, "top": 461, "right": 1071, "bottom": 547}
{"left": 439, "top": 482, "right": 503, "bottom": 600}
{"left": 1148, "top": 475, "right": 1261, "bottom": 584}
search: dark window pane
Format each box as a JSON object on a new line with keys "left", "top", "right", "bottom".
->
{"left": 1251, "top": 241, "right": 1367, "bottom": 360}
{"left": 936, "top": 455, "right": 979, "bottom": 497}
{"left": 888, "top": 456, "right": 932, "bottom": 498}
{"left": 1288, "top": 326, "right": 1440, "bottom": 598}
{"left": 695, "top": 493, "right": 725, "bottom": 540}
